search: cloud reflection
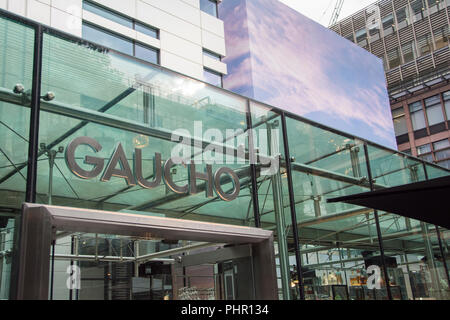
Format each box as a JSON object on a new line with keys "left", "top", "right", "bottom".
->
{"left": 221, "top": 0, "right": 396, "bottom": 148}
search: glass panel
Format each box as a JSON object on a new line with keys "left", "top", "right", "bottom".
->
{"left": 402, "top": 41, "right": 416, "bottom": 64}
{"left": 387, "top": 47, "right": 401, "bottom": 69}
{"left": 82, "top": 23, "right": 133, "bottom": 56}
{"left": 367, "top": 144, "right": 427, "bottom": 187}
{"left": 135, "top": 43, "right": 158, "bottom": 64}
{"left": 203, "top": 50, "right": 221, "bottom": 61}
{"left": 50, "top": 233, "right": 255, "bottom": 300}
{"left": 135, "top": 23, "right": 158, "bottom": 39}
{"left": 425, "top": 95, "right": 444, "bottom": 126}
{"left": 443, "top": 91, "right": 450, "bottom": 121}
{"left": 433, "top": 26, "right": 449, "bottom": 50}
{"left": 417, "top": 34, "right": 433, "bottom": 56}
{"left": 203, "top": 69, "right": 222, "bottom": 87}
{"left": 410, "top": 0, "right": 426, "bottom": 21}
{"left": 392, "top": 108, "right": 408, "bottom": 137}
{"left": 417, "top": 144, "right": 432, "bottom": 155}
{"left": 283, "top": 116, "right": 390, "bottom": 300}
{"left": 396, "top": 7, "right": 409, "bottom": 28}
{"left": 379, "top": 218, "right": 450, "bottom": 300}
{"left": 419, "top": 154, "right": 433, "bottom": 163}
{"left": 200, "top": 0, "right": 218, "bottom": 17}
{"left": 433, "top": 139, "right": 450, "bottom": 151}
{"left": 382, "top": 14, "right": 395, "bottom": 32}
{"left": 39, "top": 29, "right": 249, "bottom": 227}
{"left": 435, "top": 149, "right": 450, "bottom": 161}
{"left": 436, "top": 159, "right": 450, "bottom": 169}
{"left": 409, "top": 102, "right": 427, "bottom": 131}
{"left": 366, "top": 144, "right": 447, "bottom": 299}
{"left": 0, "top": 16, "right": 35, "bottom": 300}
{"left": 355, "top": 29, "right": 367, "bottom": 45}
{"left": 249, "top": 102, "right": 293, "bottom": 300}
{"left": 83, "top": 1, "right": 133, "bottom": 29}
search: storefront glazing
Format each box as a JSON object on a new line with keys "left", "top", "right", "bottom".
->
{"left": 0, "top": 11, "right": 449, "bottom": 300}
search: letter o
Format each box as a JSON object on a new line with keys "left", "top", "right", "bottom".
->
{"left": 214, "top": 167, "right": 240, "bottom": 202}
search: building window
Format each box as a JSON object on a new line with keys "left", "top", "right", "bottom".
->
{"left": 82, "top": 23, "right": 159, "bottom": 65}
{"left": 203, "top": 68, "right": 222, "bottom": 87}
{"left": 396, "top": 7, "right": 409, "bottom": 29}
{"left": 409, "top": 101, "right": 426, "bottom": 131}
{"left": 387, "top": 47, "right": 401, "bottom": 69}
{"left": 433, "top": 26, "right": 449, "bottom": 50}
{"left": 392, "top": 107, "right": 409, "bottom": 144}
{"left": 83, "top": 0, "right": 159, "bottom": 39}
{"left": 417, "top": 34, "right": 432, "bottom": 56}
{"left": 424, "top": 95, "right": 444, "bottom": 126}
{"left": 401, "top": 41, "right": 416, "bottom": 64}
{"left": 135, "top": 22, "right": 159, "bottom": 39}
{"left": 392, "top": 107, "right": 408, "bottom": 136}
{"left": 200, "top": 0, "right": 218, "bottom": 17}
{"left": 82, "top": 23, "right": 133, "bottom": 55}
{"left": 83, "top": 1, "right": 133, "bottom": 28}
{"left": 433, "top": 139, "right": 450, "bottom": 161}
{"left": 203, "top": 49, "right": 221, "bottom": 61}
{"left": 443, "top": 91, "right": 450, "bottom": 121}
{"left": 437, "top": 159, "right": 450, "bottom": 169}
{"left": 427, "top": 0, "right": 440, "bottom": 8}
{"left": 417, "top": 143, "right": 433, "bottom": 162}
{"left": 135, "top": 43, "right": 159, "bottom": 64}
{"left": 403, "top": 149, "right": 412, "bottom": 155}
{"left": 355, "top": 28, "right": 367, "bottom": 46}
{"left": 382, "top": 14, "right": 395, "bottom": 35}
{"left": 410, "top": 0, "right": 426, "bottom": 20}
{"left": 345, "top": 34, "right": 354, "bottom": 43}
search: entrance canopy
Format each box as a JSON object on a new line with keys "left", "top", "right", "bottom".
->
{"left": 328, "top": 175, "right": 450, "bottom": 229}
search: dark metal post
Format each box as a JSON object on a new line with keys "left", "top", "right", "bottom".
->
{"left": 280, "top": 113, "right": 304, "bottom": 300}
{"left": 10, "top": 23, "right": 43, "bottom": 300}
{"left": 246, "top": 100, "right": 261, "bottom": 228}
{"left": 423, "top": 163, "right": 450, "bottom": 289}
{"left": 363, "top": 143, "right": 392, "bottom": 300}
{"left": 25, "top": 24, "right": 43, "bottom": 203}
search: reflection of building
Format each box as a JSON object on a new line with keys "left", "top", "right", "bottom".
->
{"left": 330, "top": 0, "right": 450, "bottom": 169}
{"left": 0, "top": 1, "right": 449, "bottom": 301}
{"left": 0, "top": 0, "right": 228, "bottom": 86}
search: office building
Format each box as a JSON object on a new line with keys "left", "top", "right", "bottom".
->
{"left": 0, "top": 0, "right": 449, "bottom": 300}
{"left": 330, "top": 0, "right": 450, "bottom": 169}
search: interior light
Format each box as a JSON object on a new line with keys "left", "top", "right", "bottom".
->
{"left": 133, "top": 134, "right": 149, "bottom": 149}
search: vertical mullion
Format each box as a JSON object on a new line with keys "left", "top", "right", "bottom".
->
{"left": 246, "top": 100, "right": 261, "bottom": 228}
{"left": 25, "top": 24, "right": 43, "bottom": 203}
{"left": 363, "top": 143, "right": 393, "bottom": 300}
{"left": 280, "top": 113, "right": 304, "bottom": 300}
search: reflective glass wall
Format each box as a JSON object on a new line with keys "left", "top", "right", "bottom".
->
{"left": 0, "top": 16, "right": 34, "bottom": 300}
{"left": 0, "top": 10, "right": 449, "bottom": 300}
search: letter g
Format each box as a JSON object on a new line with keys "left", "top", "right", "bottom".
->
{"left": 66, "top": 136, "right": 104, "bottom": 179}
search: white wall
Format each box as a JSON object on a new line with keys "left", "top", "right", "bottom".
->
{"left": 1, "top": 0, "right": 227, "bottom": 80}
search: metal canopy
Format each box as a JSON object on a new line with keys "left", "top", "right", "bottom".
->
{"left": 16, "top": 203, "right": 278, "bottom": 300}
{"left": 328, "top": 175, "right": 450, "bottom": 229}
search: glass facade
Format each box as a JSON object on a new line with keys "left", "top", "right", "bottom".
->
{"left": 0, "top": 11, "right": 449, "bottom": 300}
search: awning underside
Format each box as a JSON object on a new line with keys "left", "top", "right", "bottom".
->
{"left": 328, "top": 175, "right": 450, "bottom": 229}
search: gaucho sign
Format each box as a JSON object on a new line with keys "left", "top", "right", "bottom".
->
{"left": 65, "top": 136, "right": 240, "bottom": 201}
